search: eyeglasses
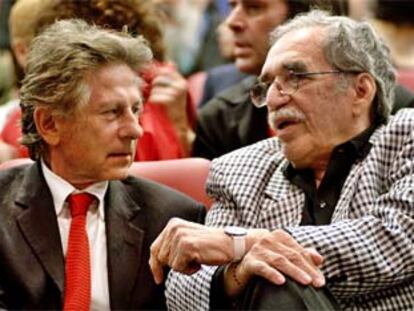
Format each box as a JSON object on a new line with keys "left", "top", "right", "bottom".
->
{"left": 250, "top": 70, "right": 353, "bottom": 108}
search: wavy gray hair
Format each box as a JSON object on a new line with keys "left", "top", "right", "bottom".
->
{"left": 20, "top": 18, "right": 153, "bottom": 160}
{"left": 270, "top": 10, "right": 396, "bottom": 124}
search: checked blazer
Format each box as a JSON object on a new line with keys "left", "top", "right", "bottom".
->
{"left": 166, "top": 109, "right": 414, "bottom": 310}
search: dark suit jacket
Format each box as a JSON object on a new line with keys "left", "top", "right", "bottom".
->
{"left": 0, "top": 162, "right": 205, "bottom": 310}
{"left": 199, "top": 64, "right": 249, "bottom": 108}
{"left": 193, "top": 76, "right": 269, "bottom": 160}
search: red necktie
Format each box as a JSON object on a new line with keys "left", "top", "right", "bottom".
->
{"left": 64, "top": 193, "right": 95, "bottom": 311}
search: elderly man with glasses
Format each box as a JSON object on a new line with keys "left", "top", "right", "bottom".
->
{"left": 150, "top": 10, "right": 414, "bottom": 310}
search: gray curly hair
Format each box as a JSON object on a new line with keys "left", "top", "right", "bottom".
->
{"left": 270, "top": 10, "right": 396, "bottom": 124}
{"left": 19, "top": 19, "right": 153, "bottom": 160}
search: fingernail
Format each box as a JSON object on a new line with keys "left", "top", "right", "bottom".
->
{"left": 302, "top": 274, "right": 312, "bottom": 284}
{"left": 275, "top": 275, "right": 286, "bottom": 285}
{"left": 315, "top": 276, "right": 325, "bottom": 287}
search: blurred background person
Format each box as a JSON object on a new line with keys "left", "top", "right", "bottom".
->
{"left": 347, "top": 0, "right": 371, "bottom": 21}
{"left": 154, "top": 0, "right": 231, "bottom": 76}
{"left": 368, "top": 0, "right": 414, "bottom": 92}
{"left": 196, "top": 20, "right": 250, "bottom": 108}
{"left": 0, "top": 0, "right": 17, "bottom": 123}
{"left": 0, "top": 0, "right": 195, "bottom": 163}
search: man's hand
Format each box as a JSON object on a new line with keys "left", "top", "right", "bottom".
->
{"left": 0, "top": 141, "right": 18, "bottom": 163}
{"left": 148, "top": 65, "right": 188, "bottom": 124}
{"left": 224, "top": 229, "right": 325, "bottom": 297}
{"left": 148, "top": 65, "right": 194, "bottom": 153}
{"left": 149, "top": 218, "right": 234, "bottom": 284}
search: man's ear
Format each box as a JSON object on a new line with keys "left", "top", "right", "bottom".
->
{"left": 352, "top": 72, "right": 376, "bottom": 117}
{"left": 33, "top": 107, "right": 61, "bottom": 146}
{"left": 12, "top": 41, "right": 28, "bottom": 68}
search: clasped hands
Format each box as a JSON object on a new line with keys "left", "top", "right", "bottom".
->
{"left": 149, "top": 218, "right": 325, "bottom": 294}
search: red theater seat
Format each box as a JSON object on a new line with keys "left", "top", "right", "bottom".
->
{"left": 0, "top": 157, "right": 212, "bottom": 208}
{"left": 398, "top": 69, "right": 414, "bottom": 92}
{"left": 129, "top": 158, "right": 212, "bottom": 208}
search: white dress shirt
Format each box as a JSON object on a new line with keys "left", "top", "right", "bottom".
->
{"left": 41, "top": 161, "right": 110, "bottom": 311}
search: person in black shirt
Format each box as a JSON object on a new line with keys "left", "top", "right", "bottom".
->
{"left": 151, "top": 10, "right": 414, "bottom": 310}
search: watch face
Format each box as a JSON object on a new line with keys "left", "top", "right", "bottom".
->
{"left": 225, "top": 226, "right": 247, "bottom": 236}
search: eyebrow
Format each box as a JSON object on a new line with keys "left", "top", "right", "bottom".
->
{"left": 259, "top": 60, "right": 310, "bottom": 83}
{"left": 282, "top": 61, "right": 308, "bottom": 73}
{"left": 242, "top": 0, "right": 264, "bottom": 5}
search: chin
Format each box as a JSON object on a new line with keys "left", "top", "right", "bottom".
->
{"left": 281, "top": 143, "right": 308, "bottom": 168}
{"left": 105, "top": 168, "right": 130, "bottom": 181}
{"left": 235, "top": 58, "right": 260, "bottom": 75}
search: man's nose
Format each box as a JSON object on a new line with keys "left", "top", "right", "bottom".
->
{"left": 266, "top": 83, "right": 291, "bottom": 109}
{"left": 226, "top": 4, "right": 246, "bottom": 32}
{"left": 119, "top": 110, "right": 143, "bottom": 140}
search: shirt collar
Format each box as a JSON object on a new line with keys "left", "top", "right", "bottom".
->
{"left": 41, "top": 159, "right": 108, "bottom": 219}
{"left": 345, "top": 123, "right": 377, "bottom": 159}
{"left": 284, "top": 123, "right": 378, "bottom": 179}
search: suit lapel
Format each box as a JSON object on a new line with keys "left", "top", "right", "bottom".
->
{"left": 333, "top": 126, "right": 384, "bottom": 221}
{"left": 105, "top": 180, "right": 144, "bottom": 310}
{"left": 262, "top": 159, "right": 305, "bottom": 227}
{"left": 15, "top": 162, "right": 65, "bottom": 294}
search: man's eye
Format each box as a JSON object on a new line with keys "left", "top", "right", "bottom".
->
{"left": 286, "top": 72, "right": 304, "bottom": 82}
{"left": 132, "top": 107, "right": 140, "bottom": 115}
{"left": 103, "top": 108, "right": 119, "bottom": 117}
{"left": 131, "top": 103, "right": 142, "bottom": 115}
{"left": 243, "top": 3, "right": 265, "bottom": 14}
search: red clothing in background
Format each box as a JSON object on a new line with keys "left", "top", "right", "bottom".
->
{"left": 1, "top": 62, "right": 195, "bottom": 161}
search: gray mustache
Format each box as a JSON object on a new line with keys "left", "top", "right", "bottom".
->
{"left": 269, "top": 107, "right": 306, "bottom": 123}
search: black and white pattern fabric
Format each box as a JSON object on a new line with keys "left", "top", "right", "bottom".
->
{"left": 166, "top": 109, "right": 414, "bottom": 310}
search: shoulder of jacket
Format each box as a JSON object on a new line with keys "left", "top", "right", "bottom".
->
{"left": 371, "top": 109, "right": 414, "bottom": 143}
{"left": 212, "top": 138, "right": 283, "bottom": 170}
{"left": 206, "top": 76, "right": 256, "bottom": 106}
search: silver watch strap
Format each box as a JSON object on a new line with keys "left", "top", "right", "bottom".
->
{"left": 233, "top": 235, "right": 246, "bottom": 262}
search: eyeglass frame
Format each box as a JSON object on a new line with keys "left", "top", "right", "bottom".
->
{"left": 250, "top": 70, "right": 358, "bottom": 108}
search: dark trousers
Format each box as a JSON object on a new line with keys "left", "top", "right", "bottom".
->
{"left": 237, "top": 277, "right": 340, "bottom": 310}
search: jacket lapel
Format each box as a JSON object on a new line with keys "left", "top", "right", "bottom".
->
{"left": 333, "top": 126, "right": 384, "bottom": 221}
{"left": 105, "top": 180, "right": 144, "bottom": 310}
{"left": 15, "top": 162, "right": 65, "bottom": 295}
{"left": 262, "top": 159, "right": 305, "bottom": 228}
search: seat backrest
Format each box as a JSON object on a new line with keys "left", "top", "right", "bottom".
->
{"left": 0, "top": 157, "right": 212, "bottom": 208}
{"left": 0, "top": 158, "right": 32, "bottom": 169}
{"left": 129, "top": 158, "right": 212, "bottom": 208}
{"left": 398, "top": 69, "right": 414, "bottom": 92}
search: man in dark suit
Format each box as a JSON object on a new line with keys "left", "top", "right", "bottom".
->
{"left": 0, "top": 19, "right": 205, "bottom": 310}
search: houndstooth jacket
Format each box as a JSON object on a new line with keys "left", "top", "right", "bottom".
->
{"left": 166, "top": 109, "right": 414, "bottom": 310}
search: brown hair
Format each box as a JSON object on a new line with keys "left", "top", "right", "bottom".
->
{"left": 20, "top": 19, "right": 153, "bottom": 160}
{"left": 36, "top": 0, "right": 166, "bottom": 61}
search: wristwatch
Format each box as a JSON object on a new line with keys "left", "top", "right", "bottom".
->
{"left": 224, "top": 226, "right": 248, "bottom": 262}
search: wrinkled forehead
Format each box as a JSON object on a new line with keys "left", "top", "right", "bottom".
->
{"left": 262, "top": 27, "right": 328, "bottom": 75}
